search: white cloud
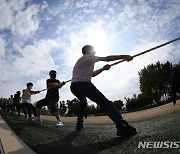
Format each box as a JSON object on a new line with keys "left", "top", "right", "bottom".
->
{"left": 0, "top": 0, "right": 179, "bottom": 103}
{"left": 0, "top": 37, "right": 5, "bottom": 57}
{"left": 0, "top": 39, "right": 60, "bottom": 98}
{"left": 93, "top": 39, "right": 180, "bottom": 101}
{"left": 12, "top": 39, "right": 59, "bottom": 77}
{"left": 0, "top": 0, "right": 47, "bottom": 38}
{"left": 11, "top": 5, "right": 40, "bottom": 37}
{"left": 61, "top": 20, "right": 115, "bottom": 68}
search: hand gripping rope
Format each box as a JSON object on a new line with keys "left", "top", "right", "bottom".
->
{"left": 39, "top": 79, "right": 71, "bottom": 92}
{"left": 39, "top": 37, "right": 180, "bottom": 93}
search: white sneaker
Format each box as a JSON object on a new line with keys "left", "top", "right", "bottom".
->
{"left": 56, "top": 120, "right": 63, "bottom": 127}
{"left": 32, "top": 117, "right": 42, "bottom": 123}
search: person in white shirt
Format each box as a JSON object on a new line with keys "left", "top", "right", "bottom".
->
{"left": 70, "top": 45, "right": 137, "bottom": 137}
{"left": 22, "top": 82, "right": 39, "bottom": 119}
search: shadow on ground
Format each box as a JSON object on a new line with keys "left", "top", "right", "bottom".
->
{"left": 1, "top": 110, "right": 180, "bottom": 154}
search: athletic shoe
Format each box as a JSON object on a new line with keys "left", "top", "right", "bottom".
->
{"left": 76, "top": 122, "right": 83, "bottom": 130}
{"left": 32, "top": 117, "right": 42, "bottom": 123}
{"left": 56, "top": 120, "right": 63, "bottom": 127}
{"left": 116, "top": 120, "right": 137, "bottom": 137}
{"left": 28, "top": 117, "right": 34, "bottom": 121}
{"left": 24, "top": 116, "right": 28, "bottom": 119}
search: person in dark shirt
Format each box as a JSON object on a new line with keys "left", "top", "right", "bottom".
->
{"left": 13, "top": 91, "right": 21, "bottom": 115}
{"left": 170, "top": 67, "right": 180, "bottom": 105}
{"left": 2, "top": 98, "right": 7, "bottom": 111}
{"left": 33, "top": 70, "right": 66, "bottom": 127}
{"left": 7, "top": 95, "right": 14, "bottom": 113}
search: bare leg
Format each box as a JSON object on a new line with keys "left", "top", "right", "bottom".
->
{"left": 54, "top": 112, "right": 60, "bottom": 121}
{"left": 36, "top": 108, "right": 41, "bottom": 118}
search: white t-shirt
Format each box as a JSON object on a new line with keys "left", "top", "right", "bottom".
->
{"left": 9, "top": 98, "right": 13, "bottom": 104}
{"left": 71, "top": 55, "right": 99, "bottom": 83}
{"left": 22, "top": 88, "right": 31, "bottom": 103}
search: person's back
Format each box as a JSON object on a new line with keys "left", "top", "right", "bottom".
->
{"left": 13, "top": 94, "right": 20, "bottom": 105}
{"left": 22, "top": 88, "right": 31, "bottom": 103}
{"left": 72, "top": 54, "right": 99, "bottom": 83}
{"left": 13, "top": 91, "right": 21, "bottom": 115}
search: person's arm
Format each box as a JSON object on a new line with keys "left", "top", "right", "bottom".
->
{"left": 29, "top": 90, "right": 40, "bottom": 95}
{"left": 48, "top": 83, "right": 57, "bottom": 87}
{"left": 52, "top": 82, "right": 66, "bottom": 88}
{"left": 92, "top": 64, "right": 111, "bottom": 77}
{"left": 98, "top": 55, "right": 133, "bottom": 62}
{"left": 47, "top": 81, "right": 66, "bottom": 88}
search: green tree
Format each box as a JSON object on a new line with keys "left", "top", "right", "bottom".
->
{"left": 113, "top": 100, "right": 124, "bottom": 111}
{"left": 59, "top": 101, "right": 67, "bottom": 115}
{"left": 138, "top": 61, "right": 174, "bottom": 105}
{"left": 66, "top": 98, "right": 80, "bottom": 115}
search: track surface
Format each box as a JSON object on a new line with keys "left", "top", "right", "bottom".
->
{"left": 1, "top": 110, "right": 180, "bottom": 154}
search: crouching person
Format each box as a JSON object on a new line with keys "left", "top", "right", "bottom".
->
{"left": 33, "top": 70, "right": 66, "bottom": 127}
{"left": 22, "top": 82, "right": 39, "bottom": 120}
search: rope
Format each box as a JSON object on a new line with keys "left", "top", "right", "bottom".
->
{"left": 39, "top": 37, "right": 180, "bottom": 93}
{"left": 110, "top": 37, "right": 180, "bottom": 66}
{"left": 39, "top": 79, "right": 71, "bottom": 93}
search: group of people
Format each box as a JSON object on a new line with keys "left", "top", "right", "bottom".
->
{"left": 2, "top": 84, "right": 39, "bottom": 118}
{"left": 4, "top": 46, "right": 179, "bottom": 139}
{"left": 1, "top": 45, "right": 138, "bottom": 137}
{"left": 2, "top": 45, "right": 180, "bottom": 138}
{"left": 1, "top": 45, "right": 179, "bottom": 137}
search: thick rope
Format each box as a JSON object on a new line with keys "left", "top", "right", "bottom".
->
{"left": 110, "top": 37, "right": 180, "bottom": 66}
{"left": 39, "top": 37, "right": 180, "bottom": 92}
{"left": 39, "top": 79, "right": 71, "bottom": 92}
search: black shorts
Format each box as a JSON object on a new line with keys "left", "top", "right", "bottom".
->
{"left": 36, "top": 98, "right": 59, "bottom": 113}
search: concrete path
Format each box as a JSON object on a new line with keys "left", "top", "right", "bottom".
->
{"left": 0, "top": 115, "right": 36, "bottom": 154}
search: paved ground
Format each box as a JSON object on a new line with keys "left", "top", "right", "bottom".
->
{"left": 1, "top": 110, "right": 180, "bottom": 154}
{"left": 0, "top": 115, "right": 36, "bottom": 154}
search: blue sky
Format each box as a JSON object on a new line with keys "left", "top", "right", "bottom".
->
{"left": 0, "top": 0, "right": 180, "bottom": 103}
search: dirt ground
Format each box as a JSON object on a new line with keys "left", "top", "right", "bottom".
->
{"left": 41, "top": 100, "right": 180, "bottom": 124}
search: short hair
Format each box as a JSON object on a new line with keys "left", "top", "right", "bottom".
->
{"left": 17, "top": 91, "right": 21, "bottom": 95}
{"left": 82, "top": 45, "right": 93, "bottom": 54}
{"left": 26, "top": 82, "right": 33, "bottom": 87}
{"left": 49, "top": 70, "right": 56, "bottom": 74}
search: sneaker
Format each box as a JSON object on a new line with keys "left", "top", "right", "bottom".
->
{"left": 76, "top": 122, "right": 83, "bottom": 130}
{"left": 116, "top": 120, "right": 137, "bottom": 137}
{"left": 56, "top": 120, "right": 63, "bottom": 127}
{"left": 32, "top": 117, "right": 42, "bottom": 123}
{"left": 28, "top": 117, "right": 34, "bottom": 121}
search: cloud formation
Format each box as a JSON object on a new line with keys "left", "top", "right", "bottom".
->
{"left": 0, "top": 0, "right": 179, "bottom": 104}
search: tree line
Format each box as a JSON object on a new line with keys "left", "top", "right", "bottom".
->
{"left": 0, "top": 61, "right": 179, "bottom": 116}
{"left": 125, "top": 61, "right": 180, "bottom": 112}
